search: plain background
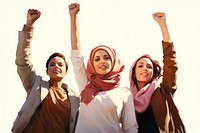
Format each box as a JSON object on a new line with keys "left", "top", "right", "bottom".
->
{"left": 1, "top": 0, "right": 199, "bottom": 132}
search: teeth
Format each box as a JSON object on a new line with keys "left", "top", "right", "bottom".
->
{"left": 100, "top": 65, "right": 107, "bottom": 69}
{"left": 53, "top": 70, "right": 60, "bottom": 73}
{"left": 141, "top": 73, "right": 148, "bottom": 76}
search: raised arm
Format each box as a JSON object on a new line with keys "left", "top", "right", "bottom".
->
{"left": 153, "top": 12, "right": 177, "bottom": 94}
{"left": 69, "top": 3, "right": 81, "bottom": 50}
{"left": 152, "top": 12, "right": 170, "bottom": 42}
{"left": 69, "top": 3, "right": 88, "bottom": 92}
{"left": 15, "top": 9, "right": 40, "bottom": 93}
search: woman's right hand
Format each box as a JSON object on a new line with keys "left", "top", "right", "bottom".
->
{"left": 26, "top": 9, "right": 41, "bottom": 26}
{"left": 69, "top": 3, "right": 80, "bottom": 16}
{"left": 152, "top": 12, "right": 166, "bottom": 25}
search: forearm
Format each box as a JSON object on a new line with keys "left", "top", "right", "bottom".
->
{"left": 15, "top": 25, "right": 36, "bottom": 92}
{"left": 16, "top": 25, "right": 33, "bottom": 66}
{"left": 159, "top": 22, "right": 171, "bottom": 42}
{"left": 162, "top": 42, "right": 177, "bottom": 94}
{"left": 70, "top": 15, "right": 81, "bottom": 50}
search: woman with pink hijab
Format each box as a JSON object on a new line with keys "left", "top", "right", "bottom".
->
{"left": 68, "top": 3, "right": 138, "bottom": 133}
{"left": 129, "top": 12, "right": 186, "bottom": 133}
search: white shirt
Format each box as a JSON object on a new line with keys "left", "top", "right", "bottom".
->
{"left": 70, "top": 50, "right": 138, "bottom": 133}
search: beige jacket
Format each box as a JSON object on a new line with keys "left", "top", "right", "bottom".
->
{"left": 12, "top": 25, "right": 80, "bottom": 133}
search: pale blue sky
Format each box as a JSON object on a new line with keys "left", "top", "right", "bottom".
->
{"left": 1, "top": 0, "right": 199, "bottom": 132}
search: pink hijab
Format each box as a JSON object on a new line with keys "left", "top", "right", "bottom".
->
{"left": 129, "top": 54, "right": 160, "bottom": 113}
{"left": 80, "top": 45, "right": 124, "bottom": 105}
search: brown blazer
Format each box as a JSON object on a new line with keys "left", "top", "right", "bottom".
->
{"left": 151, "top": 42, "right": 186, "bottom": 133}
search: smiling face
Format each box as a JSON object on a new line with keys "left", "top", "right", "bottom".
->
{"left": 46, "top": 56, "right": 67, "bottom": 81}
{"left": 135, "top": 57, "right": 154, "bottom": 88}
{"left": 93, "top": 50, "right": 112, "bottom": 75}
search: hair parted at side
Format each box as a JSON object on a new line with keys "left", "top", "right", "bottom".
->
{"left": 131, "top": 55, "right": 162, "bottom": 85}
{"left": 46, "top": 52, "right": 68, "bottom": 71}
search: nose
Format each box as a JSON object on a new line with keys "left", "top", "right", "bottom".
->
{"left": 142, "top": 66, "right": 148, "bottom": 71}
{"left": 54, "top": 64, "right": 60, "bottom": 68}
{"left": 100, "top": 59, "right": 106, "bottom": 64}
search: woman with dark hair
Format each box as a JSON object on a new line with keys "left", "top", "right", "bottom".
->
{"left": 12, "top": 9, "right": 79, "bottom": 133}
{"left": 129, "top": 12, "right": 186, "bottom": 133}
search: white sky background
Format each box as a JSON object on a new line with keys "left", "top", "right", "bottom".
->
{"left": 1, "top": 0, "right": 199, "bottom": 132}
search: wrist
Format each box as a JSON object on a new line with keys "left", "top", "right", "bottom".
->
{"left": 26, "top": 20, "right": 33, "bottom": 26}
{"left": 159, "top": 21, "right": 167, "bottom": 28}
{"left": 23, "top": 24, "right": 34, "bottom": 32}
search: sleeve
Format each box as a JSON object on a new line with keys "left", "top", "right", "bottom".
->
{"left": 162, "top": 41, "right": 178, "bottom": 94}
{"left": 70, "top": 50, "right": 89, "bottom": 93}
{"left": 121, "top": 90, "right": 138, "bottom": 133}
{"left": 15, "top": 25, "right": 37, "bottom": 94}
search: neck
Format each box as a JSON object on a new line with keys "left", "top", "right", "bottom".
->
{"left": 137, "top": 82, "right": 147, "bottom": 90}
{"left": 50, "top": 79, "right": 63, "bottom": 89}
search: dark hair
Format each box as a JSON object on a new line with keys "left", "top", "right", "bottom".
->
{"left": 131, "top": 56, "right": 162, "bottom": 86}
{"left": 46, "top": 52, "right": 68, "bottom": 71}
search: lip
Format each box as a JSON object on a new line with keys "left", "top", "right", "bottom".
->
{"left": 53, "top": 69, "right": 61, "bottom": 74}
{"left": 99, "top": 65, "right": 107, "bottom": 70}
{"left": 140, "top": 72, "right": 148, "bottom": 76}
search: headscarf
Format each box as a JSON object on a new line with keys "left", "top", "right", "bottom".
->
{"left": 129, "top": 54, "right": 161, "bottom": 113}
{"left": 80, "top": 45, "right": 124, "bottom": 105}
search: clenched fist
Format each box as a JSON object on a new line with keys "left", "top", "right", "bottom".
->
{"left": 68, "top": 3, "right": 80, "bottom": 16}
{"left": 152, "top": 12, "right": 166, "bottom": 25}
{"left": 26, "top": 9, "right": 41, "bottom": 26}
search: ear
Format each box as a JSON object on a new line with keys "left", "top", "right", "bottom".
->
{"left": 46, "top": 69, "right": 49, "bottom": 75}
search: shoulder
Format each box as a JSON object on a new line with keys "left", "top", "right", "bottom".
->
{"left": 40, "top": 76, "right": 50, "bottom": 88}
{"left": 62, "top": 83, "right": 80, "bottom": 96}
{"left": 115, "top": 86, "right": 132, "bottom": 99}
{"left": 31, "top": 75, "right": 47, "bottom": 90}
{"left": 116, "top": 86, "right": 131, "bottom": 93}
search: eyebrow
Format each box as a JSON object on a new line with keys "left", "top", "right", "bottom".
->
{"left": 137, "top": 61, "right": 144, "bottom": 64}
{"left": 94, "top": 54, "right": 109, "bottom": 57}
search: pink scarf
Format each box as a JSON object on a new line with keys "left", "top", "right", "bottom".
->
{"left": 80, "top": 45, "right": 124, "bottom": 105}
{"left": 129, "top": 54, "right": 160, "bottom": 113}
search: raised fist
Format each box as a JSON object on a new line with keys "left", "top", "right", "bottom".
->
{"left": 26, "top": 9, "right": 41, "bottom": 26}
{"left": 152, "top": 12, "right": 166, "bottom": 24}
{"left": 68, "top": 3, "right": 80, "bottom": 16}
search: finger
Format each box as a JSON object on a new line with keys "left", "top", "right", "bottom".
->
{"left": 155, "top": 12, "right": 165, "bottom": 17}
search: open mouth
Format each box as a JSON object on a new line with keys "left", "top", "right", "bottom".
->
{"left": 141, "top": 73, "right": 148, "bottom": 76}
{"left": 53, "top": 69, "right": 61, "bottom": 74}
{"left": 99, "top": 65, "right": 107, "bottom": 70}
